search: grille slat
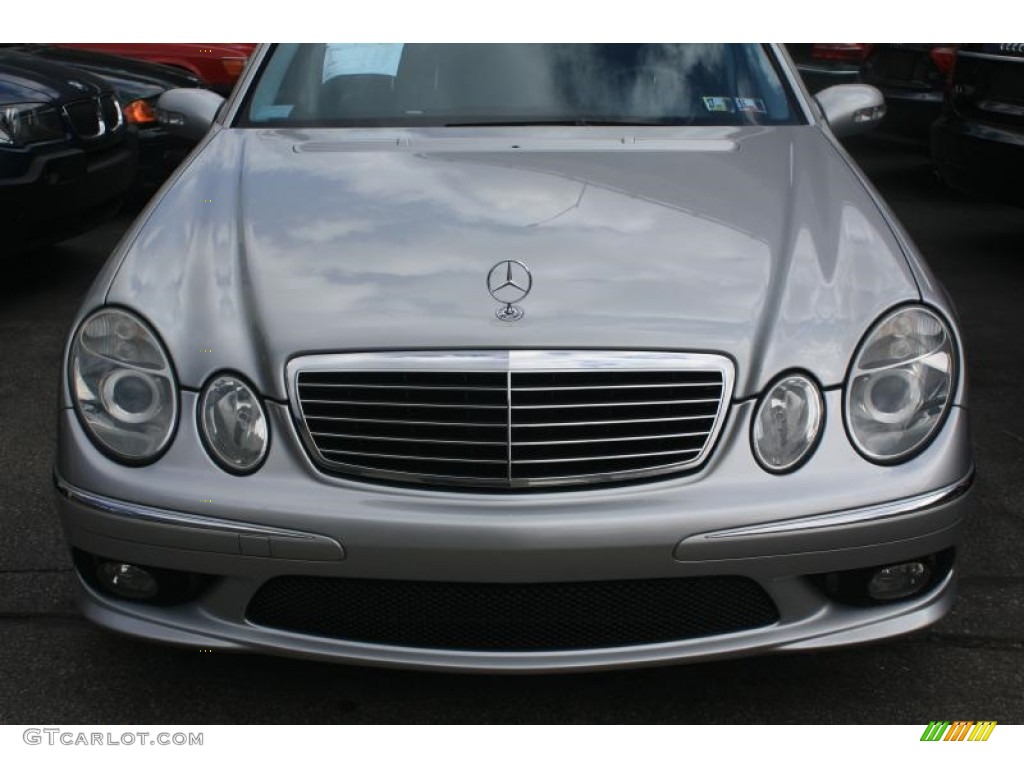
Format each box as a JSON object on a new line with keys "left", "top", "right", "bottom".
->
{"left": 512, "top": 402, "right": 720, "bottom": 427}
{"left": 302, "top": 398, "right": 507, "bottom": 410}
{"left": 293, "top": 352, "right": 731, "bottom": 489}
{"left": 513, "top": 419, "right": 715, "bottom": 443}
{"left": 511, "top": 397, "right": 721, "bottom": 409}
{"left": 320, "top": 448, "right": 508, "bottom": 464}
{"left": 307, "top": 414, "right": 505, "bottom": 427}
{"left": 513, "top": 448, "right": 702, "bottom": 464}
{"left": 515, "top": 430, "right": 710, "bottom": 446}
{"left": 311, "top": 431, "right": 507, "bottom": 447}
{"left": 247, "top": 576, "right": 779, "bottom": 651}
{"left": 516, "top": 382, "right": 722, "bottom": 391}
{"left": 322, "top": 456, "right": 509, "bottom": 480}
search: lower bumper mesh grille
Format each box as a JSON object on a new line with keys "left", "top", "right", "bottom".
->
{"left": 246, "top": 575, "right": 779, "bottom": 651}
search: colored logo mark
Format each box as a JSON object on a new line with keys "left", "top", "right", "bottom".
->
{"left": 920, "top": 721, "right": 997, "bottom": 741}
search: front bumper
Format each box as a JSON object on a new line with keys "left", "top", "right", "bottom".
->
{"left": 1, "top": 139, "right": 136, "bottom": 247}
{"left": 55, "top": 392, "right": 974, "bottom": 672}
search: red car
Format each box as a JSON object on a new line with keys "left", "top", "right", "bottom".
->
{"left": 54, "top": 43, "right": 257, "bottom": 95}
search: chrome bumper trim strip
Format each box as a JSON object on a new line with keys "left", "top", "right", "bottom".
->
{"left": 55, "top": 474, "right": 326, "bottom": 542}
{"left": 702, "top": 469, "right": 974, "bottom": 540}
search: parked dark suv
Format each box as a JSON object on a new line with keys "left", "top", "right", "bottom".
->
{"left": 3, "top": 44, "right": 207, "bottom": 198}
{"left": 932, "top": 43, "right": 1024, "bottom": 205}
{"left": 860, "top": 44, "right": 955, "bottom": 141}
{"left": 0, "top": 49, "right": 136, "bottom": 251}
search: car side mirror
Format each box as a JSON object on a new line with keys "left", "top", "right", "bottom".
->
{"left": 156, "top": 88, "right": 226, "bottom": 141}
{"left": 815, "top": 84, "right": 886, "bottom": 138}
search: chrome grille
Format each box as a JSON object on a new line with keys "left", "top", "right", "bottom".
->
{"left": 63, "top": 94, "right": 122, "bottom": 140}
{"left": 99, "top": 93, "right": 124, "bottom": 132}
{"left": 290, "top": 352, "right": 733, "bottom": 489}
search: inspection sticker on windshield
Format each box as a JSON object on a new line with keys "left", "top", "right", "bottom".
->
{"left": 252, "top": 104, "right": 294, "bottom": 120}
{"left": 736, "top": 97, "right": 767, "bottom": 114}
{"left": 323, "top": 44, "right": 405, "bottom": 82}
{"left": 702, "top": 96, "right": 734, "bottom": 113}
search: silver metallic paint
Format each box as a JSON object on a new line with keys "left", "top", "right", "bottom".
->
{"left": 55, "top": 44, "right": 974, "bottom": 670}
{"left": 95, "top": 125, "right": 922, "bottom": 404}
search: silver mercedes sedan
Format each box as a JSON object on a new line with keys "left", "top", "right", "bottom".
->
{"left": 55, "top": 44, "right": 972, "bottom": 672}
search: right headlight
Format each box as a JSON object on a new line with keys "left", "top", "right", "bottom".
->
{"left": 69, "top": 308, "right": 178, "bottom": 463}
{"left": 198, "top": 374, "right": 269, "bottom": 474}
{"left": 845, "top": 305, "right": 957, "bottom": 463}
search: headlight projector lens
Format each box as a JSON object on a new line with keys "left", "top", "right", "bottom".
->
{"left": 100, "top": 369, "right": 162, "bottom": 424}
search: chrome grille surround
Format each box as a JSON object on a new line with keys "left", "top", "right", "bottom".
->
{"left": 63, "top": 94, "right": 123, "bottom": 141}
{"left": 287, "top": 351, "right": 734, "bottom": 490}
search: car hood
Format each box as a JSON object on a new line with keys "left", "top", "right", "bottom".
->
{"left": 0, "top": 49, "right": 108, "bottom": 103}
{"left": 104, "top": 126, "right": 920, "bottom": 401}
{"left": 10, "top": 45, "right": 206, "bottom": 102}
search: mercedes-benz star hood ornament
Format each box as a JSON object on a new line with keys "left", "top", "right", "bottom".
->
{"left": 486, "top": 260, "right": 532, "bottom": 322}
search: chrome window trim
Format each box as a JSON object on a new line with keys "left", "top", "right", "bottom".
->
{"left": 768, "top": 43, "right": 818, "bottom": 124}
{"left": 285, "top": 350, "right": 735, "bottom": 490}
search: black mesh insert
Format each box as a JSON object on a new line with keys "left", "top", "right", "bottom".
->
{"left": 246, "top": 575, "right": 779, "bottom": 651}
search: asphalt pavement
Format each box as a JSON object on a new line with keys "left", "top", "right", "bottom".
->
{"left": 1, "top": 138, "right": 1022, "bottom": 724}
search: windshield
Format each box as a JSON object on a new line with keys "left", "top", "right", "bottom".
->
{"left": 239, "top": 44, "right": 802, "bottom": 127}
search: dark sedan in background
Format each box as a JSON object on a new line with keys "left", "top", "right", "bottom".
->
{"left": 786, "top": 43, "right": 870, "bottom": 92}
{"left": 1, "top": 49, "right": 135, "bottom": 252}
{"left": 932, "top": 43, "right": 1024, "bottom": 206}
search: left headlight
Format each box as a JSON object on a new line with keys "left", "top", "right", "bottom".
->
{"left": 845, "top": 305, "right": 956, "bottom": 463}
{"left": 70, "top": 308, "right": 178, "bottom": 463}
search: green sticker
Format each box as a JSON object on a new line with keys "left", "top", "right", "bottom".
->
{"left": 702, "top": 96, "right": 734, "bottom": 113}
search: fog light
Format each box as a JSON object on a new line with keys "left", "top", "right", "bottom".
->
{"left": 808, "top": 549, "right": 953, "bottom": 606}
{"left": 96, "top": 561, "right": 159, "bottom": 600}
{"left": 867, "top": 561, "right": 931, "bottom": 601}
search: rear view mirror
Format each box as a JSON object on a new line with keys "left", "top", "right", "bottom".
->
{"left": 157, "top": 88, "right": 226, "bottom": 141}
{"left": 815, "top": 84, "right": 886, "bottom": 138}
